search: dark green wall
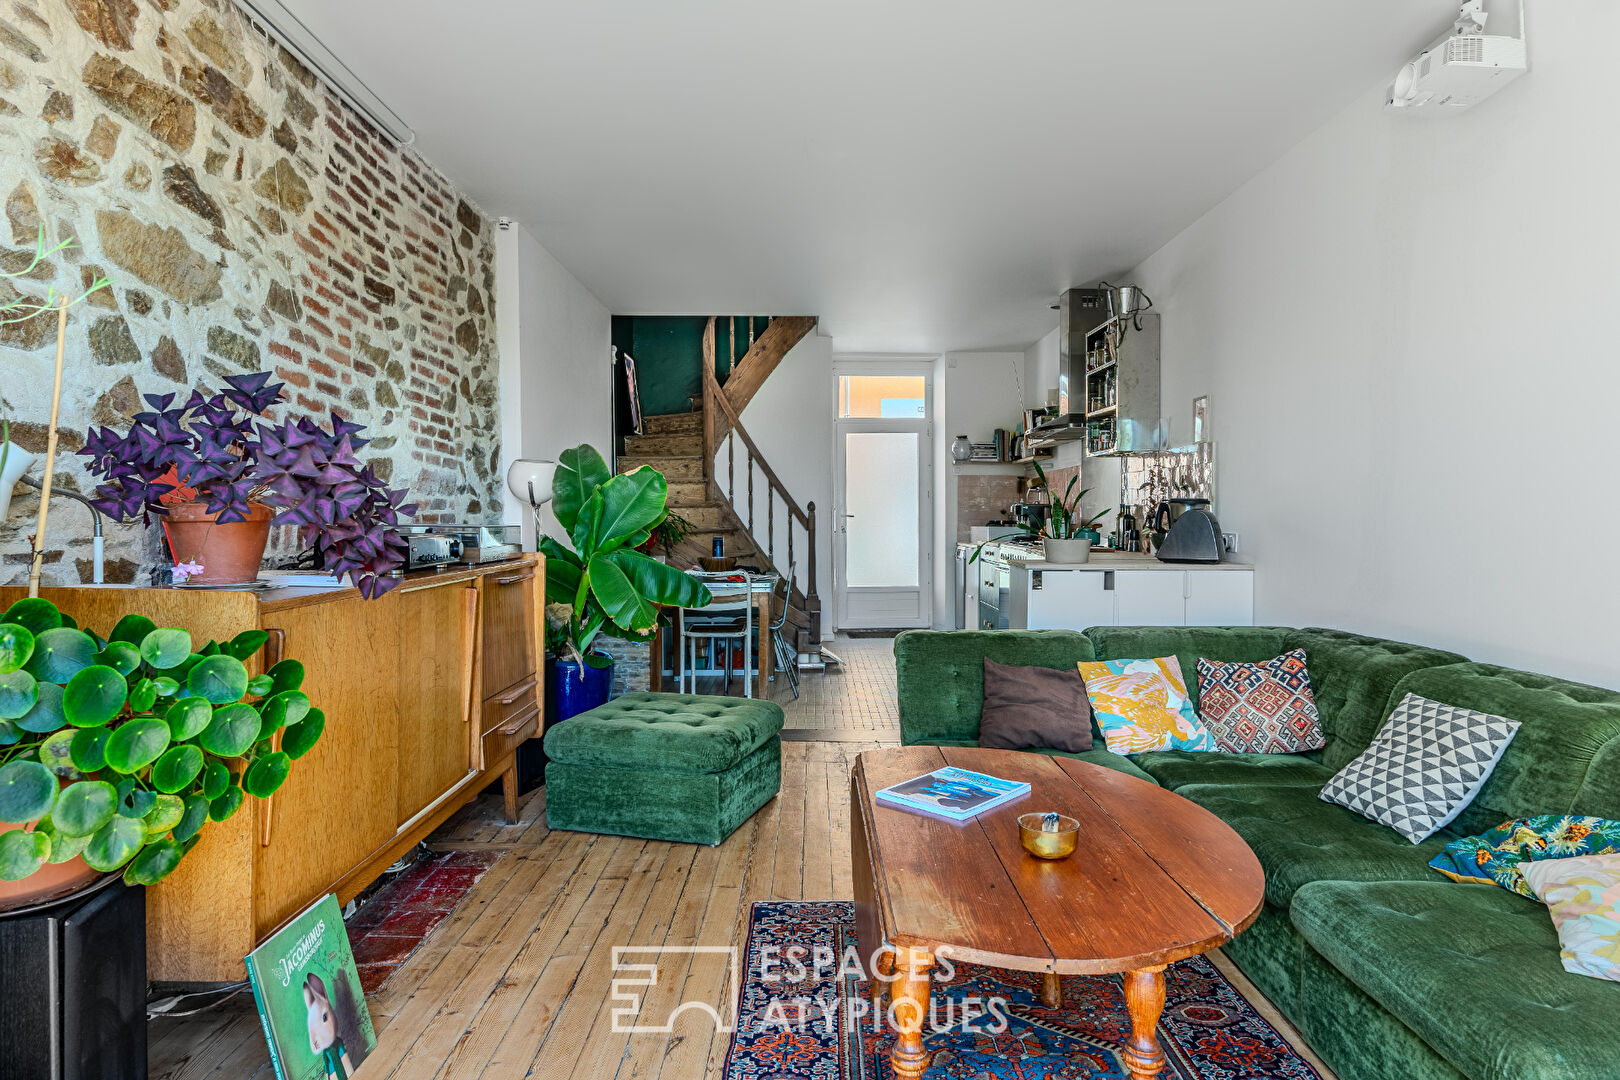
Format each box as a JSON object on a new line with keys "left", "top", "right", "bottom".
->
{"left": 613, "top": 315, "right": 762, "bottom": 418}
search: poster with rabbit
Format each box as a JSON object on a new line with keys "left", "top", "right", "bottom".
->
{"left": 245, "top": 894, "right": 377, "bottom": 1079}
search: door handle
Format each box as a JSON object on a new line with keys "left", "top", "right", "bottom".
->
{"left": 1103, "top": 571, "right": 1115, "bottom": 591}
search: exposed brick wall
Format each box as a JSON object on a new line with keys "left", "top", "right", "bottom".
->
{"left": 0, "top": 0, "right": 499, "bottom": 585}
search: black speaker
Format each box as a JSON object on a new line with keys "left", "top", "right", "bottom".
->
{"left": 0, "top": 880, "right": 147, "bottom": 1080}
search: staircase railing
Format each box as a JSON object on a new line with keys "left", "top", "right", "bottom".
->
{"left": 701, "top": 317, "right": 820, "bottom": 643}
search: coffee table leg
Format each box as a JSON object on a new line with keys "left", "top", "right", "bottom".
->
{"left": 1040, "top": 970, "right": 1063, "bottom": 1008}
{"left": 888, "top": 947, "right": 934, "bottom": 1080}
{"left": 870, "top": 946, "right": 894, "bottom": 1016}
{"left": 1121, "top": 965, "right": 1168, "bottom": 1079}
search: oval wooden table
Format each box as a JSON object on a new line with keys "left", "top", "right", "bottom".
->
{"left": 851, "top": 746, "right": 1265, "bottom": 1080}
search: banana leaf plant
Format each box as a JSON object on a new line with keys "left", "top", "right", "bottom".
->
{"left": 539, "top": 445, "right": 712, "bottom": 668}
{"left": 0, "top": 596, "right": 323, "bottom": 888}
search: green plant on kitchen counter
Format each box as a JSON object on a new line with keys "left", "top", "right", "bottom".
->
{"left": 0, "top": 596, "right": 324, "bottom": 889}
{"left": 539, "top": 445, "right": 712, "bottom": 669}
{"left": 1039, "top": 462, "right": 1110, "bottom": 541}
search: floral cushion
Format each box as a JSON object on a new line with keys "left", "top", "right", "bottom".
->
{"left": 1075, "top": 656, "right": 1216, "bottom": 755}
{"left": 1429, "top": 815, "right": 1620, "bottom": 897}
{"left": 1195, "top": 649, "right": 1326, "bottom": 754}
{"left": 1522, "top": 853, "right": 1620, "bottom": 982}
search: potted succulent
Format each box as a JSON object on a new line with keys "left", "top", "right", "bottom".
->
{"left": 539, "top": 445, "right": 712, "bottom": 719}
{"left": 1042, "top": 467, "right": 1111, "bottom": 564}
{"left": 0, "top": 595, "right": 324, "bottom": 907}
{"left": 79, "top": 372, "right": 415, "bottom": 596}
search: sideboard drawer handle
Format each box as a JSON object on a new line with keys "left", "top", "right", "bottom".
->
{"left": 494, "top": 573, "right": 533, "bottom": 586}
{"left": 496, "top": 678, "right": 535, "bottom": 705}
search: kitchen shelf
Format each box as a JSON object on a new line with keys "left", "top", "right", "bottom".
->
{"left": 1086, "top": 404, "right": 1118, "bottom": 419}
{"left": 1085, "top": 360, "right": 1116, "bottom": 376}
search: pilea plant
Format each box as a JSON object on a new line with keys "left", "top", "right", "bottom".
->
{"left": 0, "top": 596, "right": 324, "bottom": 888}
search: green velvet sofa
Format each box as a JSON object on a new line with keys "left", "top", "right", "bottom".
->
{"left": 894, "top": 627, "right": 1620, "bottom": 1080}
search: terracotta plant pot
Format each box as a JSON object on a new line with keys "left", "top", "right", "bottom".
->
{"left": 0, "top": 822, "right": 102, "bottom": 913}
{"left": 162, "top": 500, "right": 274, "bottom": 585}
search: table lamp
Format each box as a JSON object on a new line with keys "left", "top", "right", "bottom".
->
{"left": 506, "top": 459, "right": 557, "bottom": 550}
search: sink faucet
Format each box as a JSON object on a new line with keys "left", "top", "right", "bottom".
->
{"left": 19, "top": 476, "right": 104, "bottom": 584}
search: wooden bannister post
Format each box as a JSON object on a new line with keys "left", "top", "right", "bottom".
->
{"left": 702, "top": 317, "right": 718, "bottom": 501}
{"left": 806, "top": 501, "right": 821, "bottom": 643}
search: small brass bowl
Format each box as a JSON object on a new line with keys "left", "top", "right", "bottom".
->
{"left": 1018, "top": 813, "right": 1080, "bottom": 860}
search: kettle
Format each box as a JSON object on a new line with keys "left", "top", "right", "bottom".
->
{"left": 1149, "top": 498, "right": 1210, "bottom": 548}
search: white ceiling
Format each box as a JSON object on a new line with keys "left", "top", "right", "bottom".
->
{"left": 280, "top": 0, "right": 1457, "bottom": 352}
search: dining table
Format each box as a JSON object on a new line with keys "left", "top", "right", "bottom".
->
{"left": 648, "top": 568, "right": 776, "bottom": 698}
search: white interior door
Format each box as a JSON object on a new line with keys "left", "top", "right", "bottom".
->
{"left": 833, "top": 367, "right": 932, "bottom": 629}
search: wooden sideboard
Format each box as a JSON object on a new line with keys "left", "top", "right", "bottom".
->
{"left": 0, "top": 553, "right": 544, "bottom": 982}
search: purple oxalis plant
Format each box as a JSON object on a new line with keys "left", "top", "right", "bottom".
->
{"left": 80, "top": 371, "right": 416, "bottom": 597}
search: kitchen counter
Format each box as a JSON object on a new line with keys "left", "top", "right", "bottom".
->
{"left": 1007, "top": 552, "right": 1252, "bottom": 572}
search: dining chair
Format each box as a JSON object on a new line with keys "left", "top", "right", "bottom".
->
{"left": 768, "top": 564, "right": 798, "bottom": 700}
{"left": 679, "top": 587, "right": 753, "bottom": 697}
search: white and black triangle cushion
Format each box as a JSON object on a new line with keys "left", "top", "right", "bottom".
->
{"left": 1319, "top": 692, "right": 1520, "bottom": 843}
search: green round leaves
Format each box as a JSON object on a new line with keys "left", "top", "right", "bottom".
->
{"left": 208, "top": 785, "right": 243, "bottom": 822}
{"left": 150, "top": 676, "right": 180, "bottom": 698}
{"left": 243, "top": 752, "right": 291, "bottom": 798}
{"left": 126, "top": 836, "right": 183, "bottom": 885}
{"left": 0, "top": 760, "right": 57, "bottom": 823}
{"left": 93, "top": 640, "right": 142, "bottom": 677}
{"left": 246, "top": 674, "right": 275, "bottom": 697}
{"left": 15, "top": 681, "right": 65, "bottom": 734}
{"left": 281, "top": 709, "right": 325, "bottom": 760}
{"left": 0, "top": 670, "right": 37, "bottom": 720}
{"left": 38, "top": 730, "right": 80, "bottom": 778}
{"left": 83, "top": 816, "right": 144, "bottom": 872}
{"left": 0, "top": 622, "right": 34, "bottom": 675}
{"left": 259, "top": 691, "right": 310, "bottom": 730}
{"left": 143, "top": 793, "right": 184, "bottom": 837}
{"left": 151, "top": 745, "right": 204, "bottom": 794}
{"left": 69, "top": 725, "right": 111, "bottom": 773}
{"left": 115, "top": 777, "right": 156, "bottom": 819}
{"left": 173, "top": 794, "right": 210, "bottom": 844}
{"left": 186, "top": 654, "right": 249, "bottom": 704}
{"left": 139, "top": 627, "right": 192, "bottom": 670}
{"left": 126, "top": 678, "right": 158, "bottom": 714}
{"left": 63, "top": 665, "right": 128, "bottom": 728}
{"left": 265, "top": 659, "right": 304, "bottom": 696}
{"left": 42, "top": 824, "right": 89, "bottom": 865}
{"left": 0, "top": 828, "right": 50, "bottom": 880}
{"left": 51, "top": 780, "right": 116, "bottom": 837}
{"left": 24, "top": 627, "right": 96, "bottom": 683}
{"left": 200, "top": 760, "right": 231, "bottom": 800}
{"left": 225, "top": 630, "right": 269, "bottom": 661}
{"left": 199, "top": 703, "right": 260, "bottom": 758}
{"left": 104, "top": 718, "right": 170, "bottom": 774}
{"left": 165, "top": 696, "right": 212, "bottom": 742}
{"left": 3, "top": 597, "right": 62, "bottom": 636}
{"left": 108, "top": 614, "right": 156, "bottom": 645}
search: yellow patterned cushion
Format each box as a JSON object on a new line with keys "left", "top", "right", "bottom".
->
{"left": 1075, "top": 656, "right": 1216, "bottom": 755}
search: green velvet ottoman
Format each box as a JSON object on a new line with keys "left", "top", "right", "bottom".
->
{"left": 542, "top": 692, "right": 785, "bottom": 846}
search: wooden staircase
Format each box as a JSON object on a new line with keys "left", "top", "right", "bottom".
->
{"left": 617, "top": 314, "right": 821, "bottom": 645}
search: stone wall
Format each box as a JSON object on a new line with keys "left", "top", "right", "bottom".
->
{"left": 0, "top": 0, "right": 499, "bottom": 585}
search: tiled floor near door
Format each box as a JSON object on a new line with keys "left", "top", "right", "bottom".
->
{"left": 776, "top": 633, "right": 901, "bottom": 738}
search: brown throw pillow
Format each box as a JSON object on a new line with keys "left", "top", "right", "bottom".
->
{"left": 978, "top": 658, "right": 1093, "bottom": 753}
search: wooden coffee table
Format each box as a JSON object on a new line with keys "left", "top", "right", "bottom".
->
{"left": 851, "top": 746, "right": 1264, "bottom": 1080}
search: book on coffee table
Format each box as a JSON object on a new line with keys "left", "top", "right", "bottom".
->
{"left": 244, "top": 893, "right": 377, "bottom": 1080}
{"left": 874, "top": 766, "right": 1031, "bottom": 821}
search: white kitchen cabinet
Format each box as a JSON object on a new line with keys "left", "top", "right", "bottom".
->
{"left": 1012, "top": 567, "right": 1116, "bottom": 631}
{"left": 1113, "top": 570, "right": 1191, "bottom": 626}
{"left": 1185, "top": 570, "right": 1255, "bottom": 626}
{"left": 1006, "top": 563, "right": 1254, "bottom": 630}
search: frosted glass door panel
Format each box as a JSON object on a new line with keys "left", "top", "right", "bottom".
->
{"left": 844, "top": 432, "right": 920, "bottom": 588}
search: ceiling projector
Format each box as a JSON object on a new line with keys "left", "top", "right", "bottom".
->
{"left": 1387, "top": 0, "right": 1528, "bottom": 114}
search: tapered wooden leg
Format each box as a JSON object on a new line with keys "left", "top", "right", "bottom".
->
{"left": 888, "top": 947, "right": 934, "bottom": 1080}
{"left": 500, "top": 763, "right": 520, "bottom": 825}
{"left": 870, "top": 946, "right": 894, "bottom": 1016}
{"left": 1040, "top": 970, "right": 1063, "bottom": 1008}
{"left": 1121, "top": 965, "right": 1168, "bottom": 1079}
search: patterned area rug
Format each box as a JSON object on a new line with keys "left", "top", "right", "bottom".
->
{"left": 723, "top": 901, "right": 1325, "bottom": 1080}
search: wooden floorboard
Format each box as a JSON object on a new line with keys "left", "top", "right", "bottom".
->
{"left": 148, "top": 638, "right": 1331, "bottom": 1079}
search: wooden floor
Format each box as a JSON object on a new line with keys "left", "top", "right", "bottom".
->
{"left": 149, "top": 634, "right": 1332, "bottom": 1080}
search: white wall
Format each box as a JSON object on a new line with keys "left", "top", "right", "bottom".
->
{"left": 496, "top": 222, "right": 614, "bottom": 546}
{"left": 734, "top": 331, "right": 836, "bottom": 622}
{"left": 1125, "top": 0, "right": 1620, "bottom": 687}
{"left": 934, "top": 352, "right": 1028, "bottom": 625}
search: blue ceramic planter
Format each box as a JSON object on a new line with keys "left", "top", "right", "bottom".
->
{"left": 550, "top": 656, "right": 614, "bottom": 721}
